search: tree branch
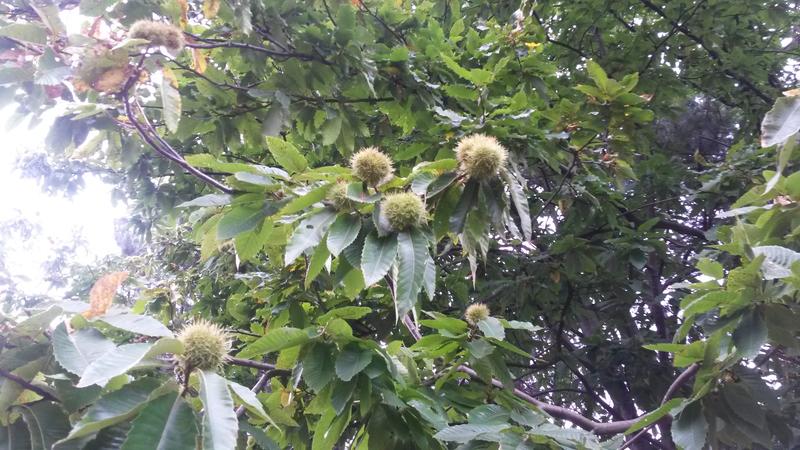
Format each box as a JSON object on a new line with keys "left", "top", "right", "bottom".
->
{"left": 0, "top": 368, "right": 59, "bottom": 402}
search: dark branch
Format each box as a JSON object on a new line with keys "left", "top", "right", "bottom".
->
{"left": 0, "top": 368, "right": 59, "bottom": 402}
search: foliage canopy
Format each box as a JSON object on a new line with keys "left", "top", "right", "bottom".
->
{"left": 0, "top": 0, "right": 799, "bottom": 449}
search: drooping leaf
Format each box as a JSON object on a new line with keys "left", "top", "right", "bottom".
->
{"left": 58, "top": 378, "right": 161, "bottom": 442}
{"left": 265, "top": 136, "right": 308, "bottom": 174}
{"left": 433, "top": 423, "right": 510, "bottom": 443}
{"left": 53, "top": 323, "right": 116, "bottom": 376}
{"left": 284, "top": 210, "right": 337, "bottom": 265}
{"left": 227, "top": 381, "right": 271, "bottom": 423}
{"left": 302, "top": 343, "right": 336, "bottom": 392}
{"left": 334, "top": 344, "right": 372, "bottom": 382}
{"left": 96, "top": 313, "right": 173, "bottom": 337}
{"left": 17, "top": 401, "right": 70, "bottom": 449}
{"left": 761, "top": 95, "right": 800, "bottom": 147}
{"left": 197, "top": 371, "right": 238, "bottom": 450}
{"left": 237, "top": 327, "right": 316, "bottom": 359}
{"left": 671, "top": 402, "right": 707, "bottom": 450}
{"left": 394, "top": 230, "right": 428, "bottom": 318}
{"left": 159, "top": 67, "right": 181, "bottom": 133}
{"left": 119, "top": 390, "right": 198, "bottom": 450}
{"left": 327, "top": 214, "right": 361, "bottom": 257}
{"left": 361, "top": 232, "right": 398, "bottom": 286}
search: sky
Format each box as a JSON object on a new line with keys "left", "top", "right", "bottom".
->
{"left": 0, "top": 106, "right": 125, "bottom": 296}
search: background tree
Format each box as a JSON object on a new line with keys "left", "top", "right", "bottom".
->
{"left": 0, "top": 0, "right": 798, "bottom": 449}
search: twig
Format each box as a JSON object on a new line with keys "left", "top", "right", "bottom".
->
{"left": 0, "top": 368, "right": 59, "bottom": 402}
{"left": 619, "top": 364, "right": 700, "bottom": 449}
{"left": 235, "top": 370, "right": 275, "bottom": 417}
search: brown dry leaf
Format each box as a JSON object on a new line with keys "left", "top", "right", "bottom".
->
{"left": 202, "top": 0, "right": 220, "bottom": 19}
{"left": 83, "top": 272, "right": 129, "bottom": 318}
{"left": 177, "top": 0, "right": 189, "bottom": 28}
{"left": 191, "top": 48, "right": 207, "bottom": 74}
{"left": 784, "top": 88, "right": 800, "bottom": 97}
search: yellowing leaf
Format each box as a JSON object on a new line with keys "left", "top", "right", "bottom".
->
{"left": 176, "top": 0, "right": 189, "bottom": 28}
{"left": 83, "top": 272, "right": 129, "bottom": 318}
{"left": 191, "top": 48, "right": 207, "bottom": 74}
{"left": 203, "top": 0, "right": 221, "bottom": 19}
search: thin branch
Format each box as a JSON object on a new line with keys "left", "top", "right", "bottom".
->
{"left": 184, "top": 34, "right": 330, "bottom": 65}
{"left": 620, "top": 364, "right": 700, "bottom": 449}
{"left": 235, "top": 370, "right": 277, "bottom": 417}
{"left": 227, "top": 357, "right": 279, "bottom": 371}
{"left": 0, "top": 368, "right": 59, "bottom": 402}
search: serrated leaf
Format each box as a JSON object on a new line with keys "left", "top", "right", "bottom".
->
{"left": 696, "top": 258, "right": 724, "bottom": 279}
{"left": 76, "top": 343, "right": 152, "bottom": 388}
{"left": 305, "top": 240, "right": 330, "bottom": 289}
{"left": 217, "top": 206, "right": 267, "bottom": 241}
{"left": 278, "top": 184, "right": 332, "bottom": 216}
{"left": 284, "top": 210, "right": 337, "bottom": 265}
{"left": 0, "top": 358, "right": 45, "bottom": 415}
{"left": 17, "top": 401, "right": 71, "bottom": 450}
{"left": 237, "top": 327, "right": 315, "bottom": 359}
{"left": 733, "top": 309, "right": 767, "bottom": 359}
{"left": 53, "top": 323, "right": 115, "bottom": 376}
{"left": 198, "top": 371, "right": 238, "bottom": 450}
{"left": 361, "top": 232, "right": 398, "bottom": 285}
{"left": 97, "top": 313, "right": 173, "bottom": 337}
{"left": 177, "top": 194, "right": 232, "bottom": 208}
{"left": 227, "top": 381, "right": 271, "bottom": 423}
{"left": 752, "top": 245, "right": 800, "bottom": 279}
{"left": 761, "top": 95, "right": 800, "bottom": 147}
{"left": 160, "top": 67, "right": 181, "bottom": 134}
{"left": 327, "top": 214, "right": 361, "bottom": 257}
{"left": 58, "top": 378, "right": 160, "bottom": 442}
{"left": 318, "top": 306, "right": 372, "bottom": 324}
{"left": 321, "top": 115, "right": 342, "bottom": 146}
{"left": 477, "top": 317, "right": 505, "bottom": 340}
{"left": 334, "top": 344, "right": 372, "bottom": 382}
{"left": 433, "top": 423, "right": 510, "bottom": 443}
{"left": 395, "top": 230, "right": 428, "bottom": 318}
{"left": 503, "top": 170, "right": 532, "bottom": 240}
{"left": 265, "top": 137, "right": 307, "bottom": 174}
{"left": 302, "top": 343, "right": 335, "bottom": 392}
{"left": 672, "top": 402, "right": 707, "bottom": 450}
{"left": 120, "top": 391, "right": 197, "bottom": 450}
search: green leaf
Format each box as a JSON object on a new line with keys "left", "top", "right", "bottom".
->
{"left": 0, "top": 23, "right": 48, "bottom": 45}
{"left": 625, "top": 398, "right": 685, "bottom": 434}
{"left": 237, "top": 327, "right": 315, "bottom": 359}
{"left": 77, "top": 338, "right": 179, "bottom": 388}
{"left": 17, "top": 402, "right": 71, "bottom": 449}
{"left": 227, "top": 381, "right": 270, "bottom": 423}
{"left": 52, "top": 323, "right": 115, "bottom": 376}
{"left": 733, "top": 309, "right": 767, "bottom": 358}
{"left": 334, "top": 344, "right": 372, "bottom": 382}
{"left": 503, "top": 171, "right": 532, "bottom": 240}
{"left": 159, "top": 67, "right": 181, "bottom": 134}
{"left": 302, "top": 343, "right": 336, "bottom": 392}
{"left": 395, "top": 230, "right": 428, "bottom": 318}
{"left": 305, "top": 240, "right": 330, "bottom": 289}
{"left": 59, "top": 378, "right": 160, "bottom": 442}
{"left": 120, "top": 391, "right": 197, "bottom": 450}
{"left": 751, "top": 245, "right": 800, "bottom": 279}
{"left": 284, "top": 210, "right": 337, "bottom": 265}
{"left": 318, "top": 306, "right": 372, "bottom": 324}
{"left": 311, "top": 407, "right": 350, "bottom": 450}
{"left": 586, "top": 60, "right": 609, "bottom": 90}
{"left": 197, "top": 371, "right": 238, "bottom": 450}
{"left": 327, "top": 214, "right": 361, "bottom": 257}
{"left": 671, "top": 402, "right": 707, "bottom": 450}
{"left": 696, "top": 258, "right": 724, "bottom": 279}
{"left": 477, "top": 317, "right": 505, "bottom": 340}
{"left": 361, "top": 232, "right": 398, "bottom": 286}
{"left": 217, "top": 206, "right": 267, "bottom": 241}
{"left": 76, "top": 343, "right": 152, "bottom": 387}
{"left": 0, "top": 418, "right": 31, "bottom": 449}
{"left": 433, "top": 423, "right": 510, "bottom": 443}
{"left": 761, "top": 95, "right": 800, "bottom": 147}
{"left": 0, "top": 358, "right": 45, "bottom": 416}
{"left": 97, "top": 313, "right": 173, "bottom": 337}
{"left": 265, "top": 136, "right": 308, "bottom": 174}
{"left": 449, "top": 180, "right": 478, "bottom": 233}
{"left": 278, "top": 184, "right": 332, "bottom": 216}
{"left": 321, "top": 115, "right": 343, "bottom": 146}
{"left": 177, "top": 194, "right": 232, "bottom": 208}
